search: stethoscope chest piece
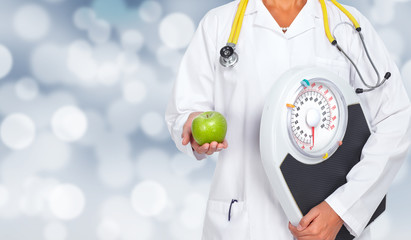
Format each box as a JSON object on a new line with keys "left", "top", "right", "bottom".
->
{"left": 220, "top": 44, "right": 239, "bottom": 68}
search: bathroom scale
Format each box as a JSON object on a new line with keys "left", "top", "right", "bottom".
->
{"left": 259, "top": 67, "right": 386, "bottom": 239}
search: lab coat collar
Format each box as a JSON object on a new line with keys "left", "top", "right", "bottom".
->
{"left": 250, "top": 0, "right": 322, "bottom": 38}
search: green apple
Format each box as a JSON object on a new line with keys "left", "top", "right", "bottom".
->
{"left": 191, "top": 111, "right": 227, "bottom": 145}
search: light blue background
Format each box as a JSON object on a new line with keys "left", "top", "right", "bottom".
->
{"left": 0, "top": 0, "right": 410, "bottom": 239}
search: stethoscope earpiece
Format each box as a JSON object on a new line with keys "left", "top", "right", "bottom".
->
{"left": 355, "top": 72, "right": 391, "bottom": 94}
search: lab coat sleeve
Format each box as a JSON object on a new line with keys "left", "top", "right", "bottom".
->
{"left": 325, "top": 7, "right": 411, "bottom": 237}
{"left": 165, "top": 12, "right": 218, "bottom": 160}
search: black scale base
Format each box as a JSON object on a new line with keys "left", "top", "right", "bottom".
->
{"left": 280, "top": 104, "right": 386, "bottom": 240}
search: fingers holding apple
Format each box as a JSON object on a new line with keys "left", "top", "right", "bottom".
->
{"left": 217, "top": 139, "right": 228, "bottom": 152}
{"left": 182, "top": 112, "right": 203, "bottom": 146}
{"left": 183, "top": 111, "right": 228, "bottom": 155}
{"left": 188, "top": 136, "right": 207, "bottom": 154}
{"left": 196, "top": 142, "right": 210, "bottom": 154}
{"left": 206, "top": 141, "right": 218, "bottom": 155}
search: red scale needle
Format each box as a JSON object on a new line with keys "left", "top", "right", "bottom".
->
{"left": 311, "top": 127, "right": 315, "bottom": 148}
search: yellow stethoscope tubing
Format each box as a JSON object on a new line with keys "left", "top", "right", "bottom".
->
{"left": 330, "top": 0, "right": 360, "bottom": 30}
{"left": 228, "top": 0, "right": 249, "bottom": 45}
{"left": 223, "top": 0, "right": 389, "bottom": 93}
{"left": 319, "top": 0, "right": 335, "bottom": 43}
{"left": 320, "top": 0, "right": 361, "bottom": 44}
{"left": 227, "top": 0, "right": 361, "bottom": 46}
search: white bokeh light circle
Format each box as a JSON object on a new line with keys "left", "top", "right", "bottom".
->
{"left": 116, "top": 52, "right": 140, "bottom": 76}
{"left": 51, "top": 105, "right": 88, "bottom": 142}
{"left": 159, "top": 13, "right": 195, "bottom": 49}
{"left": 13, "top": 4, "right": 50, "bottom": 41}
{"left": 135, "top": 63, "right": 157, "bottom": 84}
{"left": 122, "top": 80, "right": 147, "bottom": 104}
{"left": 107, "top": 99, "right": 141, "bottom": 135}
{"left": 131, "top": 180, "right": 167, "bottom": 217}
{"left": 98, "top": 158, "right": 134, "bottom": 188}
{"left": 140, "top": 111, "right": 165, "bottom": 137}
{"left": 100, "top": 196, "right": 153, "bottom": 240}
{"left": 96, "top": 217, "right": 121, "bottom": 240}
{"left": 93, "top": 41, "right": 121, "bottom": 63}
{"left": 88, "top": 19, "right": 111, "bottom": 43}
{"left": 31, "top": 43, "right": 69, "bottom": 85}
{"left": 19, "top": 176, "right": 60, "bottom": 217}
{"left": 370, "top": 0, "right": 394, "bottom": 25}
{"left": 135, "top": 150, "right": 192, "bottom": 204}
{"left": 401, "top": 60, "right": 411, "bottom": 98}
{"left": 155, "top": 201, "right": 176, "bottom": 222}
{"left": 49, "top": 184, "right": 85, "bottom": 220}
{"left": 0, "top": 113, "right": 36, "bottom": 150}
{"left": 44, "top": 222, "right": 67, "bottom": 240}
{"left": 78, "top": 111, "right": 106, "bottom": 147}
{"left": 26, "top": 91, "right": 77, "bottom": 130}
{"left": 20, "top": 194, "right": 44, "bottom": 216}
{"left": 180, "top": 193, "right": 207, "bottom": 229}
{"left": 0, "top": 83, "right": 20, "bottom": 114}
{"left": 377, "top": 28, "right": 404, "bottom": 60}
{"left": 73, "top": 7, "right": 96, "bottom": 30}
{"left": 156, "top": 45, "right": 183, "bottom": 71}
{"left": 31, "top": 132, "right": 71, "bottom": 171}
{"left": 0, "top": 184, "right": 19, "bottom": 218}
{"left": 169, "top": 217, "right": 202, "bottom": 240}
{"left": 121, "top": 30, "right": 144, "bottom": 52}
{"left": 170, "top": 153, "right": 206, "bottom": 176}
{"left": 97, "top": 62, "right": 120, "bottom": 86}
{"left": 0, "top": 185, "right": 9, "bottom": 207}
{"left": 139, "top": 1, "right": 162, "bottom": 23}
{"left": 1, "top": 151, "right": 37, "bottom": 191}
{"left": 67, "top": 40, "right": 98, "bottom": 84}
{"left": 95, "top": 131, "right": 131, "bottom": 162}
{"left": 0, "top": 45, "right": 13, "bottom": 79}
{"left": 15, "top": 77, "right": 39, "bottom": 100}
{"left": 136, "top": 148, "right": 170, "bottom": 180}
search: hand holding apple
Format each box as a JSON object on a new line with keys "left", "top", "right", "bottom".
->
{"left": 182, "top": 111, "right": 228, "bottom": 155}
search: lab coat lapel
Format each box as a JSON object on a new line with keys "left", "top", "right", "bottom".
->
{"left": 253, "top": 0, "right": 281, "bottom": 32}
{"left": 252, "top": 0, "right": 320, "bottom": 38}
{"left": 284, "top": 0, "right": 319, "bottom": 39}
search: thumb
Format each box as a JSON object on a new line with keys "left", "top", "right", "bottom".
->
{"left": 181, "top": 123, "right": 192, "bottom": 146}
{"left": 182, "top": 112, "right": 202, "bottom": 146}
{"left": 298, "top": 207, "right": 319, "bottom": 231}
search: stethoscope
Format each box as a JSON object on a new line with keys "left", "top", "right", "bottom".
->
{"left": 219, "top": 0, "right": 391, "bottom": 94}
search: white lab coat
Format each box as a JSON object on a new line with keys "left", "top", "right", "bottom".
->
{"left": 165, "top": 0, "right": 411, "bottom": 239}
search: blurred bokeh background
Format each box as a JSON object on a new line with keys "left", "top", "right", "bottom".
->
{"left": 0, "top": 0, "right": 409, "bottom": 239}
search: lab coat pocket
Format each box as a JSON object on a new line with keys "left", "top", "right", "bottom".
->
{"left": 202, "top": 199, "right": 250, "bottom": 240}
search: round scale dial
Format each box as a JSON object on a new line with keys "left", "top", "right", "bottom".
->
{"left": 287, "top": 79, "right": 348, "bottom": 160}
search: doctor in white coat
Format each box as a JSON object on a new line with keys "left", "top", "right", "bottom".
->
{"left": 165, "top": 0, "right": 411, "bottom": 239}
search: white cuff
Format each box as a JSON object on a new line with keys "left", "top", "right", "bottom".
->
{"left": 325, "top": 197, "right": 365, "bottom": 238}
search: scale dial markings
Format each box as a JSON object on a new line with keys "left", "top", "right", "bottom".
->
{"left": 287, "top": 79, "right": 345, "bottom": 159}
